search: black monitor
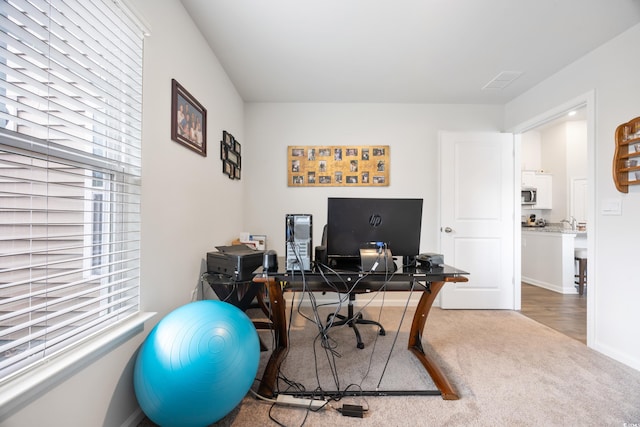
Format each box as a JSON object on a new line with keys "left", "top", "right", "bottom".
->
{"left": 326, "top": 197, "right": 423, "bottom": 264}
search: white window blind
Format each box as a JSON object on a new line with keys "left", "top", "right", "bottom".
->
{"left": 0, "top": 0, "right": 143, "bottom": 380}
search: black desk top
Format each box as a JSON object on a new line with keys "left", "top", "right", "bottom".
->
{"left": 257, "top": 259, "right": 468, "bottom": 292}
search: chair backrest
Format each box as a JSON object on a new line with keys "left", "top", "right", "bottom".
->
{"left": 314, "top": 224, "right": 328, "bottom": 266}
{"left": 321, "top": 224, "right": 327, "bottom": 246}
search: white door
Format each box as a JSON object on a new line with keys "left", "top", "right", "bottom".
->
{"left": 439, "top": 131, "right": 515, "bottom": 309}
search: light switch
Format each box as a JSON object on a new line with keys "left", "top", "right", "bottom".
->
{"left": 601, "top": 198, "right": 622, "bottom": 215}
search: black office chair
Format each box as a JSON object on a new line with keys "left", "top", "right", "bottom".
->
{"left": 315, "top": 225, "right": 386, "bottom": 349}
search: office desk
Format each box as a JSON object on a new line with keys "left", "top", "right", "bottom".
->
{"left": 253, "top": 264, "right": 468, "bottom": 400}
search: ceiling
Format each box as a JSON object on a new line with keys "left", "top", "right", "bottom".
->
{"left": 180, "top": 0, "right": 640, "bottom": 104}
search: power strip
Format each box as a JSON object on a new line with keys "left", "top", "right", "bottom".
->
{"left": 275, "top": 394, "right": 326, "bottom": 410}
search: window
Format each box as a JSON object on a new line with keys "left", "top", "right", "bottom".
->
{"left": 0, "top": 0, "right": 144, "bottom": 381}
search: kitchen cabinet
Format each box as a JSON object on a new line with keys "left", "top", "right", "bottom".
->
{"left": 534, "top": 174, "right": 552, "bottom": 209}
{"left": 522, "top": 230, "right": 580, "bottom": 294}
{"left": 522, "top": 171, "right": 536, "bottom": 188}
{"left": 522, "top": 171, "right": 553, "bottom": 209}
{"left": 613, "top": 116, "right": 640, "bottom": 193}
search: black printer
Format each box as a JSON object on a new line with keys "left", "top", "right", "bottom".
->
{"left": 206, "top": 245, "right": 264, "bottom": 281}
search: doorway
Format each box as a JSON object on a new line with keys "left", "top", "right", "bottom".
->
{"left": 512, "top": 92, "right": 594, "bottom": 346}
{"left": 520, "top": 282, "right": 586, "bottom": 343}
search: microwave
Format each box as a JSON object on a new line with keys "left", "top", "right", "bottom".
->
{"left": 521, "top": 187, "right": 537, "bottom": 205}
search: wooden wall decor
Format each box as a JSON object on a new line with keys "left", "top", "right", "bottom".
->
{"left": 287, "top": 145, "right": 390, "bottom": 187}
{"left": 613, "top": 116, "right": 640, "bottom": 193}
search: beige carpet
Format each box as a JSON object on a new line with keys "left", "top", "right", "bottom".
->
{"left": 142, "top": 306, "right": 640, "bottom": 426}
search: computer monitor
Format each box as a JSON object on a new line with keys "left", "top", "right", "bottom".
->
{"left": 326, "top": 197, "right": 423, "bottom": 265}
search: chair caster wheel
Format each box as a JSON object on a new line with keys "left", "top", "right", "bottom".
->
{"left": 357, "top": 342, "right": 364, "bottom": 349}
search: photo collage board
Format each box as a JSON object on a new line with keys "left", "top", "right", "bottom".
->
{"left": 287, "top": 145, "right": 390, "bottom": 187}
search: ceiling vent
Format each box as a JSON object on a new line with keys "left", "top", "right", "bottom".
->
{"left": 482, "top": 71, "right": 523, "bottom": 90}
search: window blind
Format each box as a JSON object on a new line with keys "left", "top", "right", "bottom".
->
{"left": 0, "top": 0, "right": 143, "bottom": 380}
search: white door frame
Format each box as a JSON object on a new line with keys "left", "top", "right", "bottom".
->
{"left": 508, "top": 90, "right": 596, "bottom": 347}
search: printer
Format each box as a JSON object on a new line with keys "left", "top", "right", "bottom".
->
{"left": 206, "top": 245, "right": 264, "bottom": 281}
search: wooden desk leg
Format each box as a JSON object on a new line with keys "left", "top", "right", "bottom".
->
{"left": 408, "top": 280, "right": 459, "bottom": 400}
{"left": 256, "top": 277, "right": 288, "bottom": 399}
{"left": 256, "top": 286, "right": 271, "bottom": 318}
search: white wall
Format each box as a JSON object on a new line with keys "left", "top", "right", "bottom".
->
{"left": 565, "top": 121, "right": 588, "bottom": 223}
{"left": 542, "top": 123, "right": 569, "bottom": 222}
{"left": 506, "top": 23, "right": 640, "bottom": 370}
{"left": 2, "top": 1, "right": 246, "bottom": 425}
{"left": 136, "top": 0, "right": 245, "bottom": 317}
{"left": 521, "top": 130, "right": 542, "bottom": 171}
{"left": 565, "top": 121, "right": 588, "bottom": 181}
{"left": 243, "top": 103, "right": 504, "bottom": 255}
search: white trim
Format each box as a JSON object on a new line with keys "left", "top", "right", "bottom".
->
{"left": 508, "top": 92, "right": 591, "bottom": 134}
{"left": 113, "top": 0, "right": 152, "bottom": 36}
{"left": 0, "top": 312, "right": 156, "bottom": 422}
{"left": 121, "top": 408, "right": 145, "bottom": 427}
{"left": 513, "top": 133, "right": 522, "bottom": 310}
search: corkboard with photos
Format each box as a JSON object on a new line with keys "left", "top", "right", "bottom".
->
{"left": 287, "top": 145, "right": 390, "bottom": 187}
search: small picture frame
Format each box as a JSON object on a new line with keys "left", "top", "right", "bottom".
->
{"left": 220, "top": 130, "right": 241, "bottom": 179}
{"left": 227, "top": 149, "right": 240, "bottom": 166}
{"left": 171, "top": 79, "right": 207, "bottom": 156}
{"left": 223, "top": 130, "right": 233, "bottom": 147}
{"left": 222, "top": 160, "right": 232, "bottom": 175}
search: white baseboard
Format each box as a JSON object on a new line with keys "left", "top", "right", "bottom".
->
{"left": 592, "top": 339, "right": 640, "bottom": 373}
{"left": 522, "top": 277, "right": 576, "bottom": 294}
{"left": 121, "top": 407, "right": 145, "bottom": 427}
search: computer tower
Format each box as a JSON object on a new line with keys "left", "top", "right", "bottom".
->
{"left": 285, "top": 214, "right": 312, "bottom": 271}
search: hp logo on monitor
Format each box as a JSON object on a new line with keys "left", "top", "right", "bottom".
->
{"left": 369, "top": 214, "right": 382, "bottom": 227}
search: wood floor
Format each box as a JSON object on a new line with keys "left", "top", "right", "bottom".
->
{"left": 520, "top": 282, "right": 586, "bottom": 344}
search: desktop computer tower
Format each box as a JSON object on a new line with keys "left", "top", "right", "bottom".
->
{"left": 285, "top": 214, "right": 312, "bottom": 271}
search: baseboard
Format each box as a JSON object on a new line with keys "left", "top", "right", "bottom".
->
{"left": 121, "top": 407, "right": 145, "bottom": 427}
{"left": 521, "top": 277, "right": 568, "bottom": 294}
{"left": 592, "top": 339, "right": 640, "bottom": 373}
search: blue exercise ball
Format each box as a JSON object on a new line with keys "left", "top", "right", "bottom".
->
{"left": 134, "top": 300, "right": 260, "bottom": 427}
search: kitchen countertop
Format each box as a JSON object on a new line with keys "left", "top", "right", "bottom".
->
{"left": 522, "top": 224, "right": 587, "bottom": 235}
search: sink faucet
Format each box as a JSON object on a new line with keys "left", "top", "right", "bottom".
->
{"left": 561, "top": 216, "right": 577, "bottom": 230}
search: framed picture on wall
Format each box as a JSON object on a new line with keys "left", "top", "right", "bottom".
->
{"left": 287, "top": 145, "right": 390, "bottom": 187}
{"left": 171, "top": 79, "right": 207, "bottom": 156}
{"left": 220, "top": 130, "right": 242, "bottom": 179}
{"left": 223, "top": 130, "right": 233, "bottom": 147}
